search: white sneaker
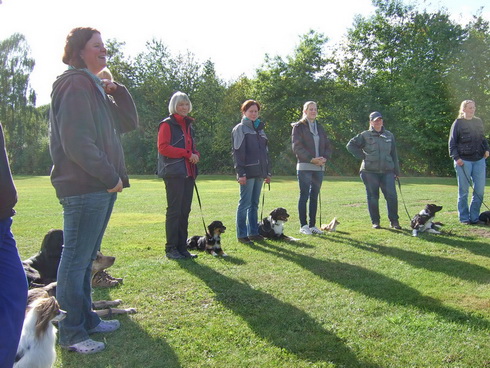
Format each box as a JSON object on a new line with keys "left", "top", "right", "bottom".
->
{"left": 300, "top": 225, "right": 312, "bottom": 235}
{"left": 310, "top": 226, "right": 324, "bottom": 235}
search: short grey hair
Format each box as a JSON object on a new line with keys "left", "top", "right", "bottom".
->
{"left": 168, "top": 91, "right": 192, "bottom": 115}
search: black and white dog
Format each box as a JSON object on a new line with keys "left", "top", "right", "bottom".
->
{"left": 187, "top": 221, "right": 227, "bottom": 256}
{"left": 479, "top": 211, "right": 490, "bottom": 224}
{"left": 258, "top": 207, "right": 298, "bottom": 241}
{"left": 410, "top": 204, "right": 443, "bottom": 236}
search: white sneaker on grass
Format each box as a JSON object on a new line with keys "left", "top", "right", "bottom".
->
{"left": 300, "top": 225, "right": 312, "bottom": 235}
{"left": 310, "top": 226, "right": 324, "bottom": 234}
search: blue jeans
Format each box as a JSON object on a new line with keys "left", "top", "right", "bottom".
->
{"left": 297, "top": 170, "right": 324, "bottom": 227}
{"left": 454, "top": 158, "right": 486, "bottom": 223}
{"left": 0, "top": 218, "right": 28, "bottom": 368}
{"left": 56, "top": 191, "right": 117, "bottom": 346}
{"left": 236, "top": 178, "right": 264, "bottom": 238}
{"left": 360, "top": 171, "right": 399, "bottom": 224}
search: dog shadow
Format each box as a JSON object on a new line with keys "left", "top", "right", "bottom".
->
{"left": 178, "top": 261, "right": 378, "bottom": 367}
{"left": 249, "top": 242, "right": 490, "bottom": 331}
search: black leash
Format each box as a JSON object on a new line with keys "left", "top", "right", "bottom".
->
{"left": 396, "top": 177, "right": 413, "bottom": 222}
{"left": 461, "top": 165, "right": 490, "bottom": 210}
{"left": 260, "top": 181, "right": 270, "bottom": 221}
{"left": 193, "top": 181, "right": 210, "bottom": 237}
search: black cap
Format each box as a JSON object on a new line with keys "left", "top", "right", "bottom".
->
{"left": 369, "top": 111, "right": 382, "bottom": 121}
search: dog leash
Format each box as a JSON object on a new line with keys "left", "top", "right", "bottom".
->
{"left": 259, "top": 181, "right": 270, "bottom": 221}
{"left": 396, "top": 177, "right": 413, "bottom": 222}
{"left": 461, "top": 164, "right": 490, "bottom": 210}
{"left": 193, "top": 181, "right": 211, "bottom": 237}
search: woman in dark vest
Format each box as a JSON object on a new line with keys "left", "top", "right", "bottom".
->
{"left": 448, "top": 100, "right": 489, "bottom": 224}
{"left": 346, "top": 111, "right": 401, "bottom": 229}
{"left": 158, "top": 91, "right": 200, "bottom": 259}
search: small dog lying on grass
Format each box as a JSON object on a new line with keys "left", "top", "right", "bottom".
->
{"left": 321, "top": 217, "right": 340, "bottom": 232}
{"left": 187, "top": 221, "right": 227, "bottom": 256}
{"left": 410, "top": 204, "right": 443, "bottom": 236}
{"left": 258, "top": 207, "right": 298, "bottom": 241}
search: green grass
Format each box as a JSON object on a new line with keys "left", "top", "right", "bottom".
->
{"left": 13, "top": 175, "right": 490, "bottom": 368}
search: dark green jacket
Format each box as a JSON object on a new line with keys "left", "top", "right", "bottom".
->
{"left": 346, "top": 126, "right": 400, "bottom": 175}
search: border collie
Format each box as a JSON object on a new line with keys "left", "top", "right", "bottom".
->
{"left": 410, "top": 204, "right": 443, "bottom": 236}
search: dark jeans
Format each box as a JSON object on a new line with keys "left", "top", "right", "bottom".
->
{"left": 297, "top": 170, "right": 324, "bottom": 227}
{"left": 164, "top": 177, "right": 194, "bottom": 252}
{"left": 360, "top": 171, "right": 399, "bottom": 224}
{"left": 0, "top": 218, "right": 28, "bottom": 368}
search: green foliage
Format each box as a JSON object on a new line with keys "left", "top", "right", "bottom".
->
{"left": 2, "top": 0, "right": 490, "bottom": 177}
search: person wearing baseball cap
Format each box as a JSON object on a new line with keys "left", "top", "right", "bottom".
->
{"left": 346, "top": 111, "right": 401, "bottom": 229}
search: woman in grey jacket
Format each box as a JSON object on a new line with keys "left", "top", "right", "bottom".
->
{"left": 49, "top": 27, "right": 138, "bottom": 354}
{"left": 346, "top": 111, "right": 401, "bottom": 229}
{"left": 292, "top": 101, "right": 332, "bottom": 235}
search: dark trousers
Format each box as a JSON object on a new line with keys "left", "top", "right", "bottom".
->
{"left": 164, "top": 177, "right": 194, "bottom": 252}
{"left": 297, "top": 170, "right": 324, "bottom": 227}
{"left": 360, "top": 171, "right": 399, "bottom": 224}
{"left": 0, "top": 218, "right": 28, "bottom": 368}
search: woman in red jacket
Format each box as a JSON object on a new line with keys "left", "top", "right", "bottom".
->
{"left": 157, "top": 91, "right": 200, "bottom": 259}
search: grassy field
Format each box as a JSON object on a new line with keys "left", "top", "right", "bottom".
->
{"left": 12, "top": 175, "right": 490, "bottom": 368}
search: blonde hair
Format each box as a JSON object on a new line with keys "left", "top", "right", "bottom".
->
{"left": 97, "top": 68, "right": 113, "bottom": 81}
{"left": 168, "top": 91, "right": 192, "bottom": 115}
{"left": 301, "top": 101, "right": 317, "bottom": 121}
{"left": 458, "top": 100, "right": 475, "bottom": 118}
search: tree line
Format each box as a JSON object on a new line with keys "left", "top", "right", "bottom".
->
{"left": 1, "top": 0, "right": 489, "bottom": 177}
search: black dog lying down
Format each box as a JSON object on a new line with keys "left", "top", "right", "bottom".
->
{"left": 187, "top": 221, "right": 227, "bottom": 256}
{"left": 479, "top": 211, "right": 490, "bottom": 224}
{"left": 410, "top": 204, "right": 444, "bottom": 236}
{"left": 258, "top": 207, "right": 298, "bottom": 241}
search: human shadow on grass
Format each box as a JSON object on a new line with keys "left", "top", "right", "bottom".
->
{"left": 178, "top": 261, "right": 378, "bottom": 367}
{"left": 419, "top": 231, "right": 490, "bottom": 258}
{"left": 249, "top": 242, "right": 490, "bottom": 330}
{"left": 58, "top": 288, "right": 182, "bottom": 368}
{"left": 329, "top": 233, "right": 490, "bottom": 284}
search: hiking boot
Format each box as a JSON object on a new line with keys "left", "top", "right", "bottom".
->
{"left": 390, "top": 221, "right": 402, "bottom": 230}
{"left": 179, "top": 249, "right": 198, "bottom": 259}
{"left": 92, "top": 270, "right": 123, "bottom": 288}
{"left": 166, "top": 247, "right": 186, "bottom": 259}
{"left": 249, "top": 234, "right": 264, "bottom": 241}
{"left": 237, "top": 237, "right": 254, "bottom": 245}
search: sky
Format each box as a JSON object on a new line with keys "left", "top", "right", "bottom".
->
{"left": 0, "top": 0, "right": 488, "bottom": 106}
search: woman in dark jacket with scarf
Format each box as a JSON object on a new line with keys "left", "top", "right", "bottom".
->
{"left": 158, "top": 91, "right": 200, "bottom": 259}
{"left": 292, "top": 101, "right": 332, "bottom": 235}
{"left": 448, "top": 100, "right": 489, "bottom": 224}
{"left": 232, "top": 100, "right": 271, "bottom": 245}
{"left": 49, "top": 27, "right": 138, "bottom": 354}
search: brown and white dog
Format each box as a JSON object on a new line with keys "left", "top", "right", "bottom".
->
{"left": 14, "top": 291, "right": 66, "bottom": 368}
{"left": 321, "top": 217, "right": 340, "bottom": 232}
{"left": 187, "top": 221, "right": 227, "bottom": 256}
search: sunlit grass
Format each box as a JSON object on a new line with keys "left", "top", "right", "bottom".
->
{"left": 13, "top": 175, "right": 490, "bottom": 368}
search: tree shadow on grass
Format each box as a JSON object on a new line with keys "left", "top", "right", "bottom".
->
{"left": 179, "top": 261, "right": 378, "bottom": 368}
{"left": 421, "top": 231, "right": 490, "bottom": 258}
{"left": 250, "top": 242, "right": 490, "bottom": 331}
{"left": 329, "top": 234, "right": 490, "bottom": 284}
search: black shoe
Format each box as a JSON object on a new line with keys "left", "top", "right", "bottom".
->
{"left": 166, "top": 248, "right": 186, "bottom": 259}
{"left": 180, "top": 249, "right": 198, "bottom": 259}
{"left": 237, "top": 237, "right": 254, "bottom": 245}
{"left": 248, "top": 234, "right": 264, "bottom": 241}
{"left": 390, "top": 221, "right": 402, "bottom": 230}
{"left": 372, "top": 223, "right": 381, "bottom": 229}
